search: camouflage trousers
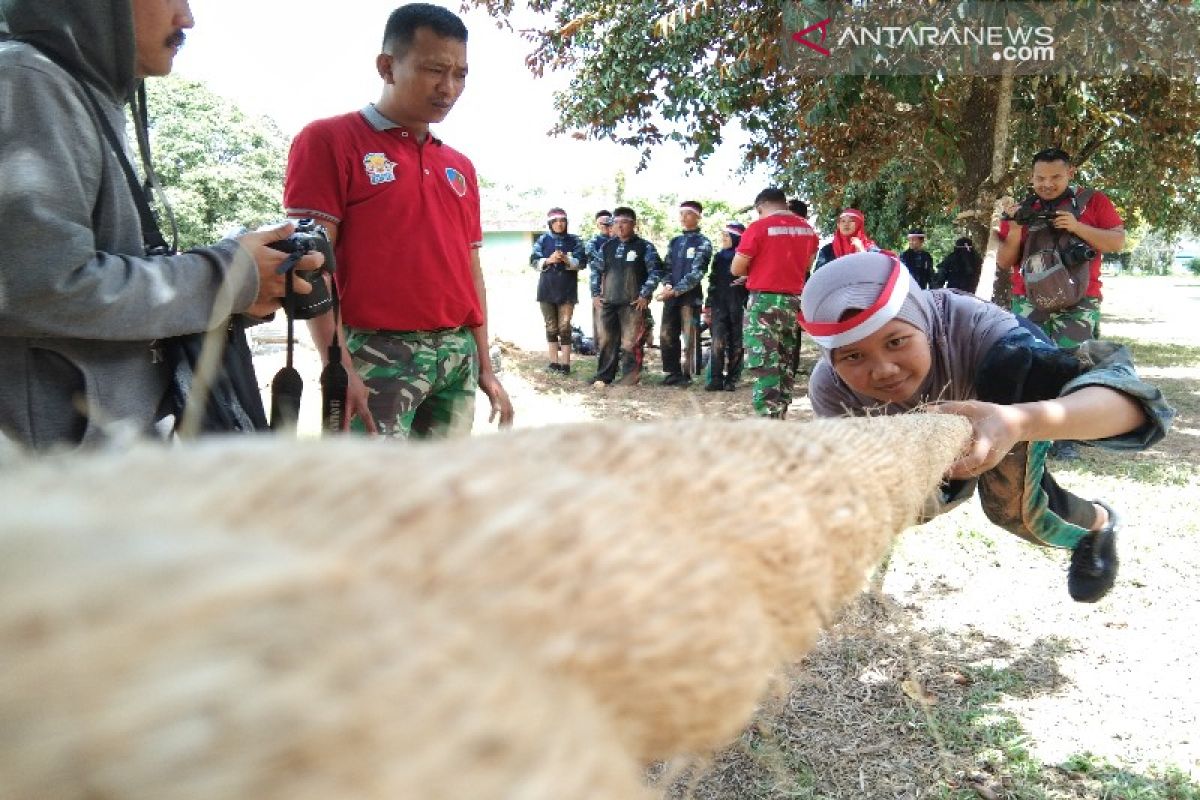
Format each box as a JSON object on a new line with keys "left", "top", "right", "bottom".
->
{"left": 1011, "top": 295, "right": 1101, "bottom": 350}
{"left": 743, "top": 291, "right": 802, "bottom": 418}
{"left": 345, "top": 327, "right": 478, "bottom": 439}
{"left": 926, "top": 439, "right": 1097, "bottom": 550}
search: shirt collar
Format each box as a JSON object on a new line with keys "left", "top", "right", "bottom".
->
{"left": 359, "top": 105, "right": 442, "bottom": 144}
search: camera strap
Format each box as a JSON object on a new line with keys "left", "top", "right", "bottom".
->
{"left": 22, "top": 41, "right": 173, "bottom": 256}
{"left": 319, "top": 287, "right": 349, "bottom": 433}
{"left": 269, "top": 272, "right": 304, "bottom": 432}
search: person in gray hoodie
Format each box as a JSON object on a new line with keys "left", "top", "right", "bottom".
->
{"left": 0, "top": 0, "right": 318, "bottom": 449}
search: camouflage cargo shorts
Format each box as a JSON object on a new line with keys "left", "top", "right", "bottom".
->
{"left": 1011, "top": 295, "right": 1101, "bottom": 350}
{"left": 345, "top": 327, "right": 478, "bottom": 439}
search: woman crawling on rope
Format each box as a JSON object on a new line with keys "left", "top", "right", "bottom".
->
{"left": 799, "top": 252, "right": 1174, "bottom": 603}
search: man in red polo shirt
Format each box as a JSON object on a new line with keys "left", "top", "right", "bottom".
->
{"left": 283, "top": 3, "right": 512, "bottom": 438}
{"left": 997, "top": 147, "right": 1125, "bottom": 350}
{"left": 731, "top": 187, "right": 818, "bottom": 419}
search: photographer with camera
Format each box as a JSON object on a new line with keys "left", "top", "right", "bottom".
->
{"left": 997, "top": 148, "right": 1126, "bottom": 351}
{"left": 0, "top": 0, "right": 320, "bottom": 450}
{"left": 284, "top": 3, "right": 512, "bottom": 439}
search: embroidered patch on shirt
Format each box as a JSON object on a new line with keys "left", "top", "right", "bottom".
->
{"left": 445, "top": 167, "right": 468, "bottom": 197}
{"left": 363, "top": 153, "right": 397, "bottom": 185}
{"left": 626, "top": 249, "right": 638, "bottom": 262}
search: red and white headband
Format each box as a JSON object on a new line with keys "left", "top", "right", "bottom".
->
{"left": 546, "top": 211, "right": 568, "bottom": 223}
{"left": 724, "top": 224, "right": 745, "bottom": 236}
{"left": 678, "top": 204, "right": 702, "bottom": 218}
{"left": 798, "top": 257, "right": 911, "bottom": 349}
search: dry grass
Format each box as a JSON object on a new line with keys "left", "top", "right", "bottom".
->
{"left": 480, "top": 274, "right": 1200, "bottom": 798}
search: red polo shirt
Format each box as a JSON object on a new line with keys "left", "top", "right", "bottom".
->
{"left": 1000, "top": 188, "right": 1122, "bottom": 299}
{"left": 284, "top": 106, "right": 484, "bottom": 331}
{"left": 736, "top": 211, "right": 818, "bottom": 294}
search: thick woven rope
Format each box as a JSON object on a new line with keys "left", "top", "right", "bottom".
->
{"left": 0, "top": 414, "right": 969, "bottom": 798}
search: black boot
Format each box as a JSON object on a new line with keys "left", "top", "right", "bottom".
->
{"left": 1068, "top": 500, "right": 1120, "bottom": 603}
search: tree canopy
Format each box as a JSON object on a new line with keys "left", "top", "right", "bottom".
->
{"left": 472, "top": 0, "right": 1200, "bottom": 281}
{"left": 143, "top": 75, "right": 291, "bottom": 250}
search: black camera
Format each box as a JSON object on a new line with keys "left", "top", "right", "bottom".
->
{"left": 267, "top": 219, "right": 336, "bottom": 320}
{"left": 1060, "top": 239, "right": 1097, "bottom": 268}
{"left": 1003, "top": 194, "right": 1060, "bottom": 226}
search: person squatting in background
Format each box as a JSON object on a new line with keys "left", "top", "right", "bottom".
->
{"left": 530, "top": 207, "right": 585, "bottom": 373}
{"left": 899, "top": 227, "right": 934, "bottom": 289}
{"left": 731, "top": 188, "right": 819, "bottom": 419}
{"left": 813, "top": 208, "right": 880, "bottom": 272}
{"left": 800, "top": 252, "right": 1172, "bottom": 603}
{"left": 589, "top": 206, "right": 665, "bottom": 387}
{"left": 703, "top": 222, "right": 749, "bottom": 392}
{"left": 657, "top": 200, "right": 713, "bottom": 386}
{"left": 933, "top": 236, "right": 983, "bottom": 294}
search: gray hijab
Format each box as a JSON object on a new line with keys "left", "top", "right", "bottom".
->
{"left": 801, "top": 252, "right": 1018, "bottom": 415}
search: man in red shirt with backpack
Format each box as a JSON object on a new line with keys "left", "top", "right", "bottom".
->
{"left": 997, "top": 147, "right": 1125, "bottom": 350}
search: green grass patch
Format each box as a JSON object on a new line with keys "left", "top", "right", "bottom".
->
{"left": 910, "top": 662, "right": 1200, "bottom": 800}
{"left": 1068, "top": 450, "right": 1197, "bottom": 486}
{"left": 1105, "top": 337, "right": 1200, "bottom": 369}
{"left": 1058, "top": 752, "right": 1200, "bottom": 799}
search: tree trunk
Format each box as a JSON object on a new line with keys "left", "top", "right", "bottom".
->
{"left": 984, "top": 64, "right": 1015, "bottom": 307}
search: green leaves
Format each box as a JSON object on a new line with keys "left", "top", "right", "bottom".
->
{"left": 472, "top": 0, "right": 1200, "bottom": 243}
{"left": 142, "top": 76, "right": 290, "bottom": 249}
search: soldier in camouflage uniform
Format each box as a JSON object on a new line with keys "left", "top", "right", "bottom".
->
{"left": 730, "top": 188, "right": 819, "bottom": 418}
{"left": 284, "top": 4, "right": 513, "bottom": 438}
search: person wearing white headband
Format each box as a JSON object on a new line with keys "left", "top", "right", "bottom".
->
{"left": 530, "top": 207, "right": 585, "bottom": 373}
{"left": 657, "top": 200, "right": 713, "bottom": 386}
{"left": 588, "top": 206, "right": 666, "bottom": 386}
{"left": 800, "top": 251, "right": 1173, "bottom": 603}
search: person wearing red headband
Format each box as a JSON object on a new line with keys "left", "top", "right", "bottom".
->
{"left": 813, "top": 208, "right": 879, "bottom": 273}
{"left": 800, "top": 252, "right": 1173, "bottom": 603}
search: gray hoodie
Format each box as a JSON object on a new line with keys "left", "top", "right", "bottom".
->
{"left": 0, "top": 0, "right": 259, "bottom": 448}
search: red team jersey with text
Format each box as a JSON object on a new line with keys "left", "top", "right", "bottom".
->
{"left": 736, "top": 211, "right": 819, "bottom": 294}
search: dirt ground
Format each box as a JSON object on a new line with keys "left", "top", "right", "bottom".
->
{"left": 254, "top": 271, "right": 1200, "bottom": 797}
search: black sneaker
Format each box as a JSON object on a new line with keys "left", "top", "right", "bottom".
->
{"left": 704, "top": 381, "right": 723, "bottom": 391}
{"left": 1068, "top": 500, "right": 1120, "bottom": 603}
{"left": 662, "top": 373, "right": 685, "bottom": 386}
{"left": 547, "top": 362, "right": 561, "bottom": 373}
{"left": 723, "top": 379, "right": 737, "bottom": 392}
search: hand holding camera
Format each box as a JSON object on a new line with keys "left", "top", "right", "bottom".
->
{"left": 239, "top": 221, "right": 325, "bottom": 318}
{"left": 1002, "top": 190, "right": 1073, "bottom": 227}
{"left": 263, "top": 219, "right": 336, "bottom": 320}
